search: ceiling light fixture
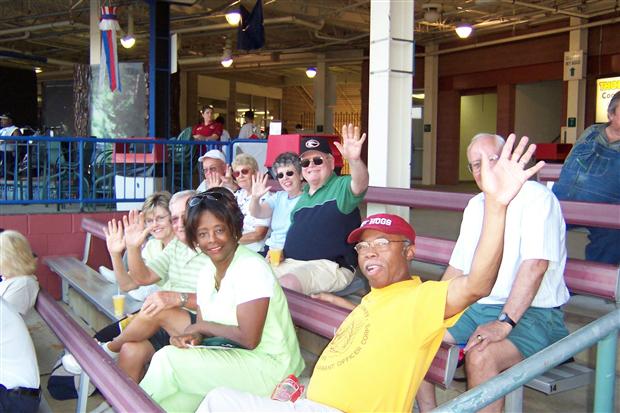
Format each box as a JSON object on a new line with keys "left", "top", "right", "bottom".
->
{"left": 305, "top": 67, "right": 317, "bottom": 78}
{"left": 422, "top": 3, "right": 442, "bottom": 23}
{"left": 121, "top": 7, "right": 136, "bottom": 48}
{"left": 225, "top": 9, "right": 242, "bottom": 26}
{"left": 455, "top": 22, "right": 473, "bottom": 39}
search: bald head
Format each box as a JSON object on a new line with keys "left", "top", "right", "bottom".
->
{"left": 467, "top": 133, "right": 505, "bottom": 190}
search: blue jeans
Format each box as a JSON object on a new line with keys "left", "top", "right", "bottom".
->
{"left": 552, "top": 126, "right": 620, "bottom": 265}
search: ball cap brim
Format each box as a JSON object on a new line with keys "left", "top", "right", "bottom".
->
{"left": 347, "top": 213, "right": 416, "bottom": 244}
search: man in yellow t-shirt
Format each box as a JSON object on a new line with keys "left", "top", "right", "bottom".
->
{"left": 197, "top": 135, "right": 544, "bottom": 412}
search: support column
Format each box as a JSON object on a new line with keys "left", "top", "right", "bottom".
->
{"left": 367, "top": 0, "right": 414, "bottom": 218}
{"left": 185, "top": 71, "right": 198, "bottom": 128}
{"left": 89, "top": 0, "right": 100, "bottom": 65}
{"left": 148, "top": 0, "right": 171, "bottom": 138}
{"left": 313, "top": 57, "right": 327, "bottom": 133}
{"left": 422, "top": 43, "right": 438, "bottom": 185}
{"left": 228, "top": 80, "right": 237, "bottom": 135}
{"left": 497, "top": 83, "right": 515, "bottom": 138}
{"left": 565, "top": 17, "right": 588, "bottom": 143}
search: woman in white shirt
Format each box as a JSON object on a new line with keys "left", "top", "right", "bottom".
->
{"left": 139, "top": 188, "right": 304, "bottom": 412}
{"left": 0, "top": 230, "right": 40, "bottom": 316}
{"left": 232, "top": 153, "right": 271, "bottom": 254}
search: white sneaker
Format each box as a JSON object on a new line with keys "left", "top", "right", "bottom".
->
{"left": 98, "top": 266, "right": 117, "bottom": 284}
{"left": 99, "top": 341, "right": 119, "bottom": 360}
{"left": 61, "top": 352, "right": 83, "bottom": 375}
{"left": 61, "top": 342, "right": 119, "bottom": 375}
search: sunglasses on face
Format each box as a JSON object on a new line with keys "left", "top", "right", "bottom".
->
{"left": 276, "top": 170, "right": 295, "bottom": 179}
{"left": 232, "top": 168, "right": 251, "bottom": 178}
{"left": 188, "top": 191, "right": 224, "bottom": 208}
{"left": 300, "top": 156, "right": 324, "bottom": 168}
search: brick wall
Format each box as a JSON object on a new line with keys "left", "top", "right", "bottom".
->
{"left": 0, "top": 212, "right": 125, "bottom": 299}
{"left": 282, "top": 81, "right": 362, "bottom": 133}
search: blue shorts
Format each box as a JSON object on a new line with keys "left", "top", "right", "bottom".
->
{"left": 448, "top": 303, "right": 568, "bottom": 358}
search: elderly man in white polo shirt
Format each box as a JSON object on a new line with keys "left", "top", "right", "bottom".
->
{"left": 196, "top": 149, "right": 237, "bottom": 192}
{"left": 417, "top": 133, "right": 570, "bottom": 413}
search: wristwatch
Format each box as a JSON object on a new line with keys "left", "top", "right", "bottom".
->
{"left": 497, "top": 312, "right": 516, "bottom": 328}
{"left": 179, "top": 292, "right": 188, "bottom": 308}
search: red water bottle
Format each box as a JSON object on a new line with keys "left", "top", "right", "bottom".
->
{"left": 271, "top": 375, "right": 304, "bottom": 402}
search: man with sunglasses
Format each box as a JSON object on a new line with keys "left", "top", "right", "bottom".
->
{"left": 417, "top": 133, "right": 569, "bottom": 413}
{"left": 199, "top": 134, "right": 546, "bottom": 413}
{"left": 274, "top": 124, "right": 369, "bottom": 295}
{"left": 196, "top": 150, "right": 237, "bottom": 193}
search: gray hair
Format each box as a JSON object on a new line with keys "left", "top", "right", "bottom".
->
{"left": 608, "top": 91, "right": 620, "bottom": 119}
{"left": 467, "top": 133, "right": 505, "bottom": 156}
{"left": 232, "top": 153, "right": 259, "bottom": 172}
{"left": 170, "top": 189, "right": 197, "bottom": 205}
{"left": 272, "top": 152, "right": 302, "bottom": 178}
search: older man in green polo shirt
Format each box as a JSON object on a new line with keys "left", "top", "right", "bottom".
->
{"left": 274, "top": 124, "right": 369, "bottom": 295}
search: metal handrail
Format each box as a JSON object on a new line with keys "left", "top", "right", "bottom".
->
{"left": 433, "top": 309, "right": 620, "bottom": 412}
{"left": 0, "top": 135, "right": 232, "bottom": 206}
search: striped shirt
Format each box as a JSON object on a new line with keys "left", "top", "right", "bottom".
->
{"left": 147, "top": 237, "right": 211, "bottom": 293}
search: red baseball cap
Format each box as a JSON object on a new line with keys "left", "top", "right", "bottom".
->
{"left": 347, "top": 213, "right": 416, "bottom": 244}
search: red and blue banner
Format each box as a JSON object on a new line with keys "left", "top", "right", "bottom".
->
{"left": 99, "top": 6, "right": 121, "bottom": 92}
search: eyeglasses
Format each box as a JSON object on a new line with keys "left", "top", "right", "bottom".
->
{"left": 300, "top": 156, "right": 324, "bottom": 168}
{"left": 354, "top": 238, "right": 409, "bottom": 254}
{"left": 467, "top": 155, "right": 499, "bottom": 174}
{"left": 188, "top": 192, "right": 224, "bottom": 208}
{"left": 202, "top": 166, "right": 220, "bottom": 174}
{"left": 276, "top": 170, "right": 295, "bottom": 179}
{"left": 232, "top": 168, "right": 251, "bottom": 178}
{"left": 145, "top": 214, "right": 170, "bottom": 226}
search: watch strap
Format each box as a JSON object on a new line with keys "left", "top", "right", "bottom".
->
{"left": 498, "top": 312, "right": 516, "bottom": 328}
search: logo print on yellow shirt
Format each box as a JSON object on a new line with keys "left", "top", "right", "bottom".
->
{"left": 314, "top": 305, "right": 370, "bottom": 370}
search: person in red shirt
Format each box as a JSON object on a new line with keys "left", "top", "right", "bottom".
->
{"left": 192, "top": 105, "right": 223, "bottom": 141}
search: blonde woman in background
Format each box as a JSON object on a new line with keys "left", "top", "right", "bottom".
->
{"left": 231, "top": 153, "right": 271, "bottom": 254}
{"left": 103, "top": 191, "right": 175, "bottom": 301}
{"left": 0, "top": 230, "right": 40, "bottom": 316}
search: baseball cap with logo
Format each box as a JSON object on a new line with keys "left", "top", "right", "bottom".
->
{"left": 198, "top": 149, "right": 226, "bottom": 163}
{"left": 300, "top": 136, "right": 332, "bottom": 156}
{"left": 0, "top": 113, "right": 12, "bottom": 120}
{"left": 347, "top": 213, "right": 416, "bottom": 244}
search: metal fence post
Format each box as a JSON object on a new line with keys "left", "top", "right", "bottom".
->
{"left": 78, "top": 141, "right": 84, "bottom": 210}
{"left": 594, "top": 330, "right": 618, "bottom": 412}
{"left": 504, "top": 386, "right": 523, "bottom": 413}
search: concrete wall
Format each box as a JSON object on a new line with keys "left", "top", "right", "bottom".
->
{"left": 0, "top": 212, "right": 125, "bottom": 299}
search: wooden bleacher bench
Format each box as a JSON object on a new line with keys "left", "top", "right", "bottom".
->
{"left": 414, "top": 235, "right": 619, "bottom": 396}
{"left": 364, "top": 186, "right": 620, "bottom": 230}
{"left": 35, "top": 289, "right": 163, "bottom": 412}
{"left": 537, "top": 163, "right": 563, "bottom": 188}
{"left": 283, "top": 288, "right": 460, "bottom": 389}
{"left": 44, "top": 217, "right": 142, "bottom": 323}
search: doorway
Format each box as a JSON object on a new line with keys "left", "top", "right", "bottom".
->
{"left": 459, "top": 93, "right": 497, "bottom": 181}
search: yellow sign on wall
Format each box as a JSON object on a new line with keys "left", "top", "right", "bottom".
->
{"left": 596, "top": 76, "right": 620, "bottom": 123}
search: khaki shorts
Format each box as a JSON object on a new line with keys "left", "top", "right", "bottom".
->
{"left": 273, "top": 258, "right": 354, "bottom": 295}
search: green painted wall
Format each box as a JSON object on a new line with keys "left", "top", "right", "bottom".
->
{"left": 459, "top": 93, "right": 497, "bottom": 181}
